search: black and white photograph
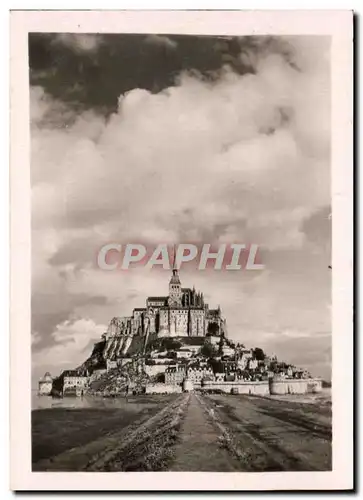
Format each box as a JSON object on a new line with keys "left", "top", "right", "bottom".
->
{"left": 10, "top": 10, "right": 353, "bottom": 491}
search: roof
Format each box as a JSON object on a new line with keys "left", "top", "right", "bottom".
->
{"left": 188, "top": 364, "right": 213, "bottom": 371}
{"left": 63, "top": 370, "right": 88, "bottom": 378}
{"left": 166, "top": 365, "right": 185, "bottom": 373}
{"left": 40, "top": 372, "right": 52, "bottom": 382}
{"left": 147, "top": 297, "right": 167, "bottom": 302}
{"left": 185, "top": 338, "right": 205, "bottom": 345}
{"left": 62, "top": 370, "right": 79, "bottom": 377}
{"left": 168, "top": 306, "right": 189, "bottom": 310}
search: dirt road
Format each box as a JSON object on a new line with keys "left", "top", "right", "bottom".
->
{"left": 201, "top": 393, "right": 331, "bottom": 471}
{"left": 32, "top": 392, "right": 331, "bottom": 472}
{"left": 170, "top": 393, "right": 241, "bottom": 471}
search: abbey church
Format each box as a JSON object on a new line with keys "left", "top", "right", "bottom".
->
{"left": 102, "top": 263, "right": 227, "bottom": 359}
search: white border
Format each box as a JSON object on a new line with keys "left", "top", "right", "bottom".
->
{"left": 10, "top": 10, "right": 353, "bottom": 491}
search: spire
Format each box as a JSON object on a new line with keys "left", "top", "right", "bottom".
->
{"left": 170, "top": 244, "right": 181, "bottom": 284}
{"left": 172, "top": 244, "right": 178, "bottom": 274}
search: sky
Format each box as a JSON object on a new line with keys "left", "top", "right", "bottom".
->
{"left": 30, "top": 33, "right": 331, "bottom": 384}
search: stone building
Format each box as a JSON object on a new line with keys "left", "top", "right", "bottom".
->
{"left": 207, "top": 335, "right": 221, "bottom": 346}
{"left": 63, "top": 370, "right": 89, "bottom": 396}
{"left": 38, "top": 372, "right": 53, "bottom": 395}
{"left": 106, "top": 360, "right": 118, "bottom": 372}
{"left": 248, "top": 358, "right": 258, "bottom": 370}
{"left": 176, "top": 347, "right": 193, "bottom": 359}
{"left": 102, "top": 263, "right": 227, "bottom": 360}
{"left": 187, "top": 365, "right": 214, "bottom": 386}
{"left": 215, "top": 372, "right": 225, "bottom": 382}
{"left": 165, "top": 365, "right": 186, "bottom": 386}
{"left": 221, "top": 344, "right": 235, "bottom": 357}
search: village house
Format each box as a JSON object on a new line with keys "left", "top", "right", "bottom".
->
{"left": 257, "top": 363, "right": 266, "bottom": 373}
{"left": 187, "top": 365, "right": 214, "bottom": 386}
{"left": 176, "top": 347, "right": 193, "bottom": 359}
{"left": 151, "top": 350, "right": 168, "bottom": 359}
{"left": 238, "top": 348, "right": 252, "bottom": 357}
{"left": 248, "top": 358, "right": 258, "bottom": 370}
{"left": 106, "top": 359, "right": 117, "bottom": 372}
{"left": 206, "top": 335, "right": 221, "bottom": 346}
{"left": 201, "top": 373, "right": 215, "bottom": 384}
{"left": 144, "top": 363, "right": 169, "bottom": 378}
{"left": 295, "top": 369, "right": 310, "bottom": 379}
{"left": 221, "top": 344, "right": 235, "bottom": 357}
{"left": 146, "top": 357, "right": 175, "bottom": 365}
{"left": 236, "top": 348, "right": 252, "bottom": 368}
{"left": 237, "top": 356, "right": 248, "bottom": 370}
{"left": 165, "top": 365, "right": 186, "bottom": 385}
{"left": 63, "top": 370, "right": 89, "bottom": 395}
{"left": 221, "top": 359, "right": 238, "bottom": 373}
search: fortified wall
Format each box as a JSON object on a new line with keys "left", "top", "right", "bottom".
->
{"left": 202, "top": 380, "right": 270, "bottom": 395}
{"left": 269, "top": 377, "right": 323, "bottom": 395}
{"left": 145, "top": 383, "right": 182, "bottom": 394}
{"left": 201, "top": 378, "right": 322, "bottom": 395}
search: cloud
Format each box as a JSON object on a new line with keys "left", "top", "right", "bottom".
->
{"left": 144, "top": 34, "right": 178, "bottom": 49}
{"left": 31, "top": 37, "right": 330, "bottom": 245}
{"left": 31, "top": 331, "right": 41, "bottom": 346}
{"left": 30, "top": 36, "right": 331, "bottom": 378}
{"left": 32, "top": 318, "right": 107, "bottom": 375}
{"left": 52, "top": 33, "right": 103, "bottom": 53}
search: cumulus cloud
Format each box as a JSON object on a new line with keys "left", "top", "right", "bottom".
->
{"left": 52, "top": 33, "right": 103, "bottom": 53}
{"left": 32, "top": 319, "right": 107, "bottom": 378}
{"left": 31, "top": 36, "right": 331, "bottom": 380}
{"left": 144, "top": 34, "right": 178, "bottom": 49}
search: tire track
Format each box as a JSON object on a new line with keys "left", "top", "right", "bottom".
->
{"left": 256, "top": 405, "right": 331, "bottom": 441}
{"left": 197, "top": 393, "right": 327, "bottom": 471}
{"left": 170, "top": 392, "right": 241, "bottom": 471}
{"left": 86, "top": 393, "right": 189, "bottom": 471}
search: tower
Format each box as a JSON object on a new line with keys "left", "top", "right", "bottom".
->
{"left": 168, "top": 246, "right": 182, "bottom": 307}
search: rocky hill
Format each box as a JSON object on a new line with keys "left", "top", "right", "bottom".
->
{"left": 88, "top": 361, "right": 150, "bottom": 396}
{"left": 54, "top": 325, "right": 316, "bottom": 397}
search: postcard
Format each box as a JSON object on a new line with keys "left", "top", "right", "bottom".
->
{"left": 10, "top": 9, "right": 353, "bottom": 491}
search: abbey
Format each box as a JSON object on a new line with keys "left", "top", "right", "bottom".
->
{"left": 103, "top": 263, "right": 227, "bottom": 359}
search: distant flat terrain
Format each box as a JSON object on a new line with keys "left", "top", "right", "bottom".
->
{"left": 202, "top": 393, "right": 331, "bottom": 471}
{"left": 32, "top": 392, "right": 331, "bottom": 472}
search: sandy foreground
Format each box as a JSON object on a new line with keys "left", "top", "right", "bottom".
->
{"left": 32, "top": 392, "right": 332, "bottom": 472}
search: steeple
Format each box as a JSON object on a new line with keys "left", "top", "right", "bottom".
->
{"left": 168, "top": 244, "right": 182, "bottom": 306}
{"left": 170, "top": 244, "right": 181, "bottom": 285}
